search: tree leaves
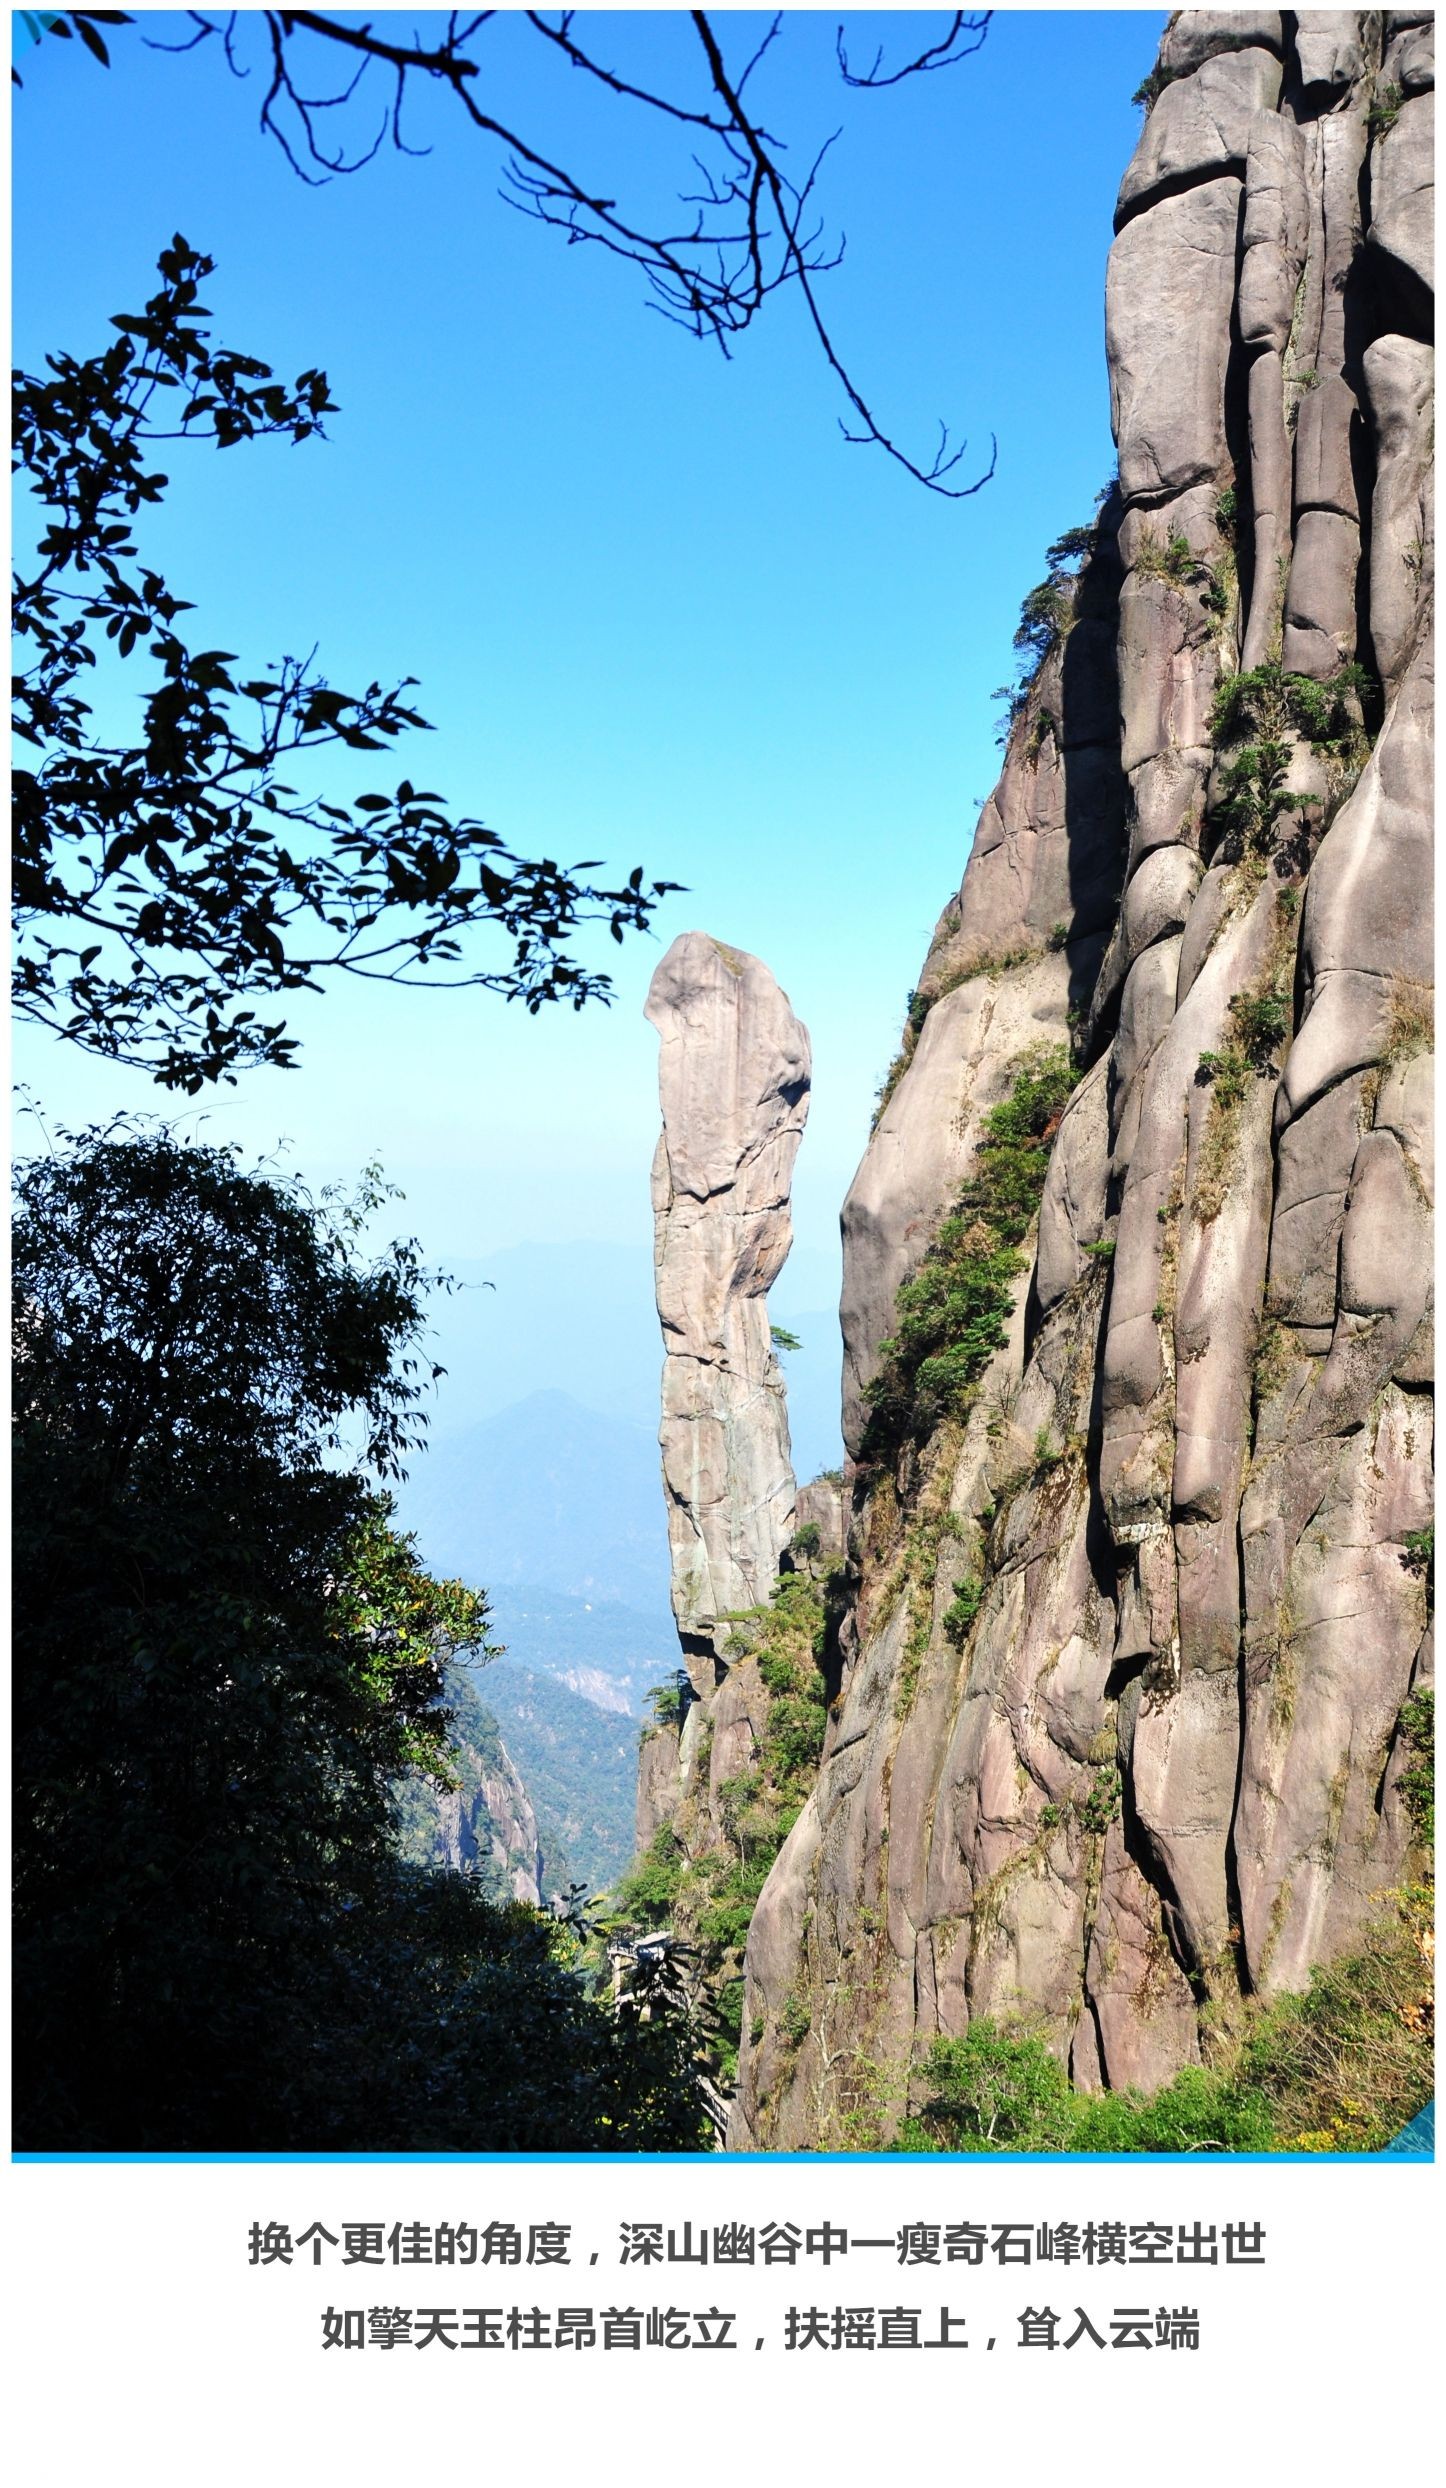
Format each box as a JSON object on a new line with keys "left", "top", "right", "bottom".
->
{"left": 12, "top": 1125, "right": 711, "bottom": 2152}
{"left": 13, "top": 243, "right": 680, "bottom": 1087}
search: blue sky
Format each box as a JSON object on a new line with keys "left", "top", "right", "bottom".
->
{"left": 12, "top": 7, "right": 1165, "bottom": 1442}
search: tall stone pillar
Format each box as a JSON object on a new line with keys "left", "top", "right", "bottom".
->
{"left": 645, "top": 931, "right": 811, "bottom": 1689}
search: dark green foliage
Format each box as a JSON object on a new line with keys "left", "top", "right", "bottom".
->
{"left": 615, "top": 1828, "right": 689, "bottom": 1929}
{"left": 863, "top": 1047, "right": 1075, "bottom": 1456}
{"left": 897, "top": 2020, "right": 1276, "bottom": 2154}
{"left": 1211, "top": 737, "right": 1305, "bottom": 855}
{"left": 1131, "top": 62, "right": 1180, "bottom": 112}
{"left": 991, "top": 510, "right": 1106, "bottom": 743}
{"left": 1367, "top": 81, "right": 1403, "bottom": 137}
{"left": 1230, "top": 989, "right": 1290, "bottom": 1063}
{"left": 752, "top": 1575, "right": 832, "bottom": 1790}
{"left": 781, "top": 1993, "right": 812, "bottom": 2048}
{"left": 12, "top": 1125, "right": 707, "bottom": 2150}
{"left": 1133, "top": 527, "right": 1199, "bottom": 586}
{"left": 1196, "top": 1046, "right": 1251, "bottom": 1107}
{"left": 1071, "top": 2069, "right": 1277, "bottom": 2155}
{"left": 942, "top": 1577, "right": 983, "bottom": 1650}
{"left": 1210, "top": 662, "right": 1374, "bottom": 757}
{"left": 1047, "top": 920, "right": 1070, "bottom": 951}
{"left": 643, "top": 1671, "right": 691, "bottom": 1734}
{"left": 1215, "top": 484, "right": 1238, "bottom": 541}
{"left": 1397, "top": 1689, "right": 1434, "bottom": 1849}
{"left": 990, "top": 680, "right": 1030, "bottom": 738}
{"left": 1231, "top": 1892, "right": 1434, "bottom": 2152}
{"left": 1078, "top": 1761, "right": 1122, "bottom": 1835}
{"left": 1083, "top": 1236, "right": 1116, "bottom": 1262}
{"left": 11, "top": 9, "right": 130, "bottom": 82}
{"left": 1013, "top": 576, "right": 1073, "bottom": 665}
{"left": 12, "top": 244, "right": 675, "bottom": 1089}
{"left": 790, "top": 1520, "right": 822, "bottom": 1558}
{"left": 615, "top": 1572, "right": 832, "bottom": 2084}
{"left": 1024, "top": 707, "right": 1058, "bottom": 765}
{"left": 1402, "top": 1524, "right": 1434, "bottom": 1577}
{"left": 898, "top": 2021, "right": 1077, "bottom": 2151}
{"left": 261, "top": 1867, "right": 708, "bottom": 2152}
{"left": 1044, "top": 523, "right": 1097, "bottom": 568}
{"left": 770, "top": 1324, "right": 803, "bottom": 1354}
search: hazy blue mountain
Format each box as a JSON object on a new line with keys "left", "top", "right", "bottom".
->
{"left": 423, "top": 1243, "right": 663, "bottom": 1435}
{"left": 395, "top": 1389, "right": 675, "bottom": 1615}
{"left": 418, "top": 1239, "right": 845, "bottom": 1482}
{"left": 392, "top": 1275, "right": 844, "bottom": 1899}
{"left": 477, "top": 1585, "right": 676, "bottom": 1717}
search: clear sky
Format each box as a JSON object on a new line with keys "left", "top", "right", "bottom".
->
{"left": 12, "top": 6, "right": 1166, "bottom": 1434}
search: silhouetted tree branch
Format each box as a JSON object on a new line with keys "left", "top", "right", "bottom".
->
{"left": 835, "top": 10, "right": 991, "bottom": 90}
{"left": 12, "top": 241, "right": 681, "bottom": 1089}
{"left": 59, "top": 7, "right": 997, "bottom": 499}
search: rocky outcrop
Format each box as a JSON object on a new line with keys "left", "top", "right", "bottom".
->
{"left": 635, "top": 1713, "right": 683, "bottom": 1852}
{"left": 733, "top": 10, "right": 1433, "bottom": 2151}
{"left": 400, "top": 1690, "right": 547, "bottom": 1905}
{"left": 646, "top": 931, "right": 811, "bottom": 1689}
{"left": 629, "top": 936, "right": 833, "bottom": 2086}
{"left": 841, "top": 514, "right": 1127, "bottom": 1450}
{"left": 431, "top": 1737, "right": 545, "bottom": 1904}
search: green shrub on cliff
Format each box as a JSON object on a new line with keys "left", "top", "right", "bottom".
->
{"left": 614, "top": 1569, "right": 835, "bottom": 2089}
{"left": 895, "top": 1891, "right": 1433, "bottom": 2155}
{"left": 863, "top": 1046, "right": 1075, "bottom": 1457}
{"left": 1397, "top": 1688, "right": 1434, "bottom": 1848}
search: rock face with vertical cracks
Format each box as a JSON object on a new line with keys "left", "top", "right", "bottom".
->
{"left": 731, "top": 11, "right": 1433, "bottom": 2152}
{"left": 646, "top": 931, "right": 811, "bottom": 1693}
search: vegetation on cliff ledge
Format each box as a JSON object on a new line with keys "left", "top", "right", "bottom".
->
{"left": 862, "top": 1045, "right": 1075, "bottom": 1459}
{"left": 614, "top": 1566, "right": 835, "bottom": 2085}
{"left": 896, "top": 1888, "right": 1434, "bottom": 2155}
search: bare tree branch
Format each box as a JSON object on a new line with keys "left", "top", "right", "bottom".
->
{"left": 132, "top": 8, "right": 995, "bottom": 498}
{"left": 836, "top": 10, "right": 992, "bottom": 91}
{"left": 690, "top": 11, "right": 995, "bottom": 496}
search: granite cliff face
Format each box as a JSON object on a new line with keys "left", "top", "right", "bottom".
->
{"left": 732, "top": 8, "right": 1434, "bottom": 2149}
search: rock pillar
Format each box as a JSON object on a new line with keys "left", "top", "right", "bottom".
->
{"left": 645, "top": 931, "right": 811, "bottom": 1690}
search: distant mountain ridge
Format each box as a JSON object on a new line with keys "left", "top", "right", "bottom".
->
{"left": 477, "top": 1661, "right": 640, "bottom": 1893}
{"left": 419, "top": 1240, "right": 844, "bottom": 1487}
{"left": 395, "top": 1389, "right": 675, "bottom": 1615}
{"left": 396, "top": 1660, "right": 642, "bottom": 1899}
{"left": 480, "top": 1584, "right": 677, "bottom": 1718}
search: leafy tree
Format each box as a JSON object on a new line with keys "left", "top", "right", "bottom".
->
{"left": 642, "top": 1671, "right": 692, "bottom": 1736}
{"left": 900, "top": 2020, "right": 1076, "bottom": 2150}
{"left": 863, "top": 1045, "right": 1075, "bottom": 1454}
{"left": 12, "top": 1124, "right": 709, "bottom": 2149}
{"left": 12, "top": 240, "right": 680, "bottom": 1089}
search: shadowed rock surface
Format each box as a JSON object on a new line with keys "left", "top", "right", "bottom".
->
{"left": 729, "top": 8, "right": 1434, "bottom": 2151}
